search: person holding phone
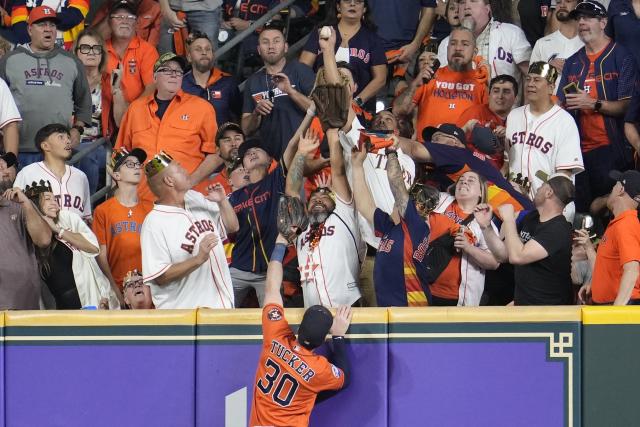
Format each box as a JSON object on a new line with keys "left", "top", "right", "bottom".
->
{"left": 556, "top": 0, "right": 637, "bottom": 213}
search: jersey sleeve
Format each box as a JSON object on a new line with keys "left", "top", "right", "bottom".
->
{"left": 509, "top": 25, "right": 532, "bottom": 64}
{"left": 530, "top": 39, "right": 544, "bottom": 64}
{"left": 13, "top": 169, "right": 25, "bottom": 189}
{"left": 370, "top": 33, "right": 388, "bottom": 67}
{"left": 437, "top": 37, "right": 449, "bottom": 66}
{"left": 295, "top": 62, "right": 317, "bottom": 97}
{"left": 92, "top": 205, "right": 107, "bottom": 246}
{"left": 200, "top": 103, "right": 217, "bottom": 154}
{"left": 617, "top": 53, "right": 637, "bottom": 100}
{"left": 67, "top": 211, "right": 100, "bottom": 258}
{"left": 553, "top": 113, "right": 584, "bottom": 173}
{"left": 307, "top": 360, "right": 345, "bottom": 393}
{"left": 242, "top": 76, "right": 257, "bottom": 114}
{"left": 261, "top": 303, "right": 293, "bottom": 344}
{"left": 81, "top": 173, "right": 92, "bottom": 218}
{"left": 141, "top": 218, "right": 173, "bottom": 283}
{"left": 373, "top": 208, "right": 395, "bottom": 238}
{"left": 0, "top": 78, "right": 20, "bottom": 127}
{"left": 302, "top": 28, "right": 320, "bottom": 56}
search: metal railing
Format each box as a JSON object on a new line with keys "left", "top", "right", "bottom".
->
{"left": 67, "top": 137, "right": 112, "bottom": 204}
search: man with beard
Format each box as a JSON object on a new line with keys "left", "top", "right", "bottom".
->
{"left": 182, "top": 31, "right": 241, "bottom": 126}
{"left": 286, "top": 127, "right": 364, "bottom": 308}
{"left": 103, "top": 1, "right": 159, "bottom": 135}
{"left": 437, "top": 0, "right": 531, "bottom": 80}
{"left": 242, "top": 21, "right": 315, "bottom": 160}
{"left": 477, "top": 174, "right": 575, "bottom": 305}
{"left": 395, "top": 26, "right": 488, "bottom": 140}
{"left": 530, "top": 0, "right": 583, "bottom": 93}
{"left": 0, "top": 154, "right": 52, "bottom": 309}
{"left": 14, "top": 124, "right": 92, "bottom": 221}
{"left": 204, "top": 122, "right": 245, "bottom": 194}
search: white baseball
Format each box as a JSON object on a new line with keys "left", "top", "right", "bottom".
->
{"left": 320, "top": 26, "right": 332, "bottom": 40}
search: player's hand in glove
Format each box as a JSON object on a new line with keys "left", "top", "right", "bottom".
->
{"left": 196, "top": 233, "right": 219, "bottom": 263}
{"left": 310, "top": 82, "right": 350, "bottom": 131}
{"left": 277, "top": 195, "right": 309, "bottom": 244}
{"left": 330, "top": 305, "right": 353, "bottom": 337}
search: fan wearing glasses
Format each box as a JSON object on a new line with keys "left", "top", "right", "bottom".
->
{"left": 115, "top": 52, "right": 223, "bottom": 204}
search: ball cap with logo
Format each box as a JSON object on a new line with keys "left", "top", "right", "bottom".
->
{"left": 297, "top": 305, "right": 334, "bottom": 350}
{"left": 28, "top": 6, "right": 59, "bottom": 25}
{"left": 153, "top": 52, "right": 188, "bottom": 73}
{"left": 610, "top": 170, "right": 640, "bottom": 201}
{"left": 110, "top": 147, "right": 147, "bottom": 172}
{"left": 422, "top": 123, "right": 466, "bottom": 145}
{"left": 109, "top": 0, "right": 138, "bottom": 16}
{"left": 568, "top": 0, "right": 607, "bottom": 19}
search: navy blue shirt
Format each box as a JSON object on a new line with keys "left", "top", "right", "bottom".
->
{"left": 242, "top": 61, "right": 315, "bottom": 159}
{"left": 368, "top": 0, "right": 436, "bottom": 51}
{"left": 229, "top": 164, "right": 285, "bottom": 273}
{"left": 182, "top": 69, "right": 241, "bottom": 125}
{"left": 517, "top": 0, "right": 553, "bottom": 47}
{"left": 373, "top": 200, "right": 432, "bottom": 307}
{"left": 223, "top": 0, "right": 279, "bottom": 21}
{"left": 303, "top": 25, "right": 387, "bottom": 109}
{"left": 607, "top": 0, "right": 640, "bottom": 66}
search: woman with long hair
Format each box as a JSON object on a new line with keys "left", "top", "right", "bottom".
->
{"left": 27, "top": 180, "right": 119, "bottom": 309}
{"left": 300, "top": 0, "right": 387, "bottom": 113}
{"left": 429, "top": 170, "right": 500, "bottom": 306}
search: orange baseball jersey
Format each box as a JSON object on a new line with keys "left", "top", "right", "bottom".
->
{"left": 92, "top": 197, "right": 153, "bottom": 290}
{"left": 413, "top": 67, "right": 488, "bottom": 141}
{"left": 101, "top": 36, "right": 159, "bottom": 137}
{"left": 115, "top": 90, "right": 218, "bottom": 204}
{"left": 250, "top": 304, "right": 344, "bottom": 427}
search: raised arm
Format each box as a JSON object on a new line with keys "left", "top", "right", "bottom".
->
{"left": 473, "top": 204, "right": 508, "bottom": 263}
{"left": 282, "top": 105, "right": 316, "bottom": 169}
{"left": 2, "top": 188, "right": 51, "bottom": 248}
{"left": 350, "top": 145, "right": 376, "bottom": 225}
{"left": 498, "top": 204, "right": 548, "bottom": 265}
{"left": 263, "top": 234, "right": 289, "bottom": 307}
{"left": 206, "top": 183, "right": 239, "bottom": 234}
{"left": 385, "top": 142, "right": 410, "bottom": 217}
{"left": 285, "top": 128, "right": 320, "bottom": 197}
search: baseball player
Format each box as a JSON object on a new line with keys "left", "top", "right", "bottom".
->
{"left": 14, "top": 124, "right": 92, "bottom": 221}
{"left": 506, "top": 62, "right": 583, "bottom": 202}
{"left": 286, "top": 128, "right": 364, "bottom": 308}
{"left": 250, "top": 230, "right": 352, "bottom": 427}
{"left": 140, "top": 152, "right": 238, "bottom": 309}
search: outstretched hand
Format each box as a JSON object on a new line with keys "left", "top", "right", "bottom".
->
{"left": 205, "top": 183, "right": 227, "bottom": 203}
{"left": 298, "top": 128, "right": 321, "bottom": 156}
{"left": 330, "top": 305, "right": 352, "bottom": 336}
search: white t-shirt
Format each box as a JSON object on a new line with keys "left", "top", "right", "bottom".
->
{"left": 141, "top": 190, "right": 234, "bottom": 309}
{"left": 296, "top": 195, "right": 363, "bottom": 308}
{"left": 0, "top": 77, "right": 20, "bottom": 128}
{"left": 506, "top": 104, "right": 584, "bottom": 198}
{"left": 14, "top": 162, "right": 92, "bottom": 219}
{"left": 438, "top": 20, "right": 532, "bottom": 80}
{"left": 339, "top": 116, "right": 415, "bottom": 247}
{"left": 530, "top": 30, "right": 584, "bottom": 92}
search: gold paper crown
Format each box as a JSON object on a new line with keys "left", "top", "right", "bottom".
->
{"left": 528, "top": 61, "right": 559, "bottom": 85}
{"left": 144, "top": 151, "right": 174, "bottom": 178}
{"left": 123, "top": 269, "right": 143, "bottom": 287}
{"left": 24, "top": 179, "right": 52, "bottom": 201}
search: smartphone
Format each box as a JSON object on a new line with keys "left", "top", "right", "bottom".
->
{"left": 563, "top": 81, "right": 579, "bottom": 95}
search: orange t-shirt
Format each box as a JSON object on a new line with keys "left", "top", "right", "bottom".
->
{"left": 413, "top": 67, "right": 488, "bottom": 141}
{"left": 115, "top": 90, "right": 218, "bottom": 204}
{"left": 92, "top": 197, "right": 153, "bottom": 289}
{"left": 428, "top": 203, "right": 470, "bottom": 300}
{"left": 250, "top": 304, "right": 344, "bottom": 427}
{"left": 457, "top": 103, "right": 506, "bottom": 169}
{"left": 101, "top": 36, "right": 159, "bottom": 137}
{"left": 591, "top": 210, "right": 640, "bottom": 303}
{"left": 579, "top": 49, "right": 610, "bottom": 152}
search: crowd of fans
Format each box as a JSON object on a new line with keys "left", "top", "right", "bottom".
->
{"left": 1, "top": 0, "right": 639, "bottom": 311}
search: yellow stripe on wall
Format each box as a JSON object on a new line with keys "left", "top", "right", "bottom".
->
{"left": 582, "top": 306, "right": 640, "bottom": 325}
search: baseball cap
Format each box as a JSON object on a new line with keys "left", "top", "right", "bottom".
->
{"left": 297, "top": 305, "right": 333, "bottom": 349}
{"left": 110, "top": 147, "right": 147, "bottom": 172}
{"left": 28, "top": 6, "right": 58, "bottom": 25}
{"left": 109, "top": 0, "right": 137, "bottom": 16}
{"left": 610, "top": 170, "right": 640, "bottom": 200}
{"left": 216, "top": 122, "right": 244, "bottom": 145}
{"left": 569, "top": 0, "right": 607, "bottom": 19}
{"left": 153, "top": 52, "right": 188, "bottom": 73}
{"left": 471, "top": 126, "right": 500, "bottom": 155}
{"left": 261, "top": 20, "right": 286, "bottom": 36}
{"left": 546, "top": 174, "right": 575, "bottom": 206}
{"left": 0, "top": 151, "right": 17, "bottom": 168}
{"left": 422, "top": 123, "right": 466, "bottom": 145}
{"left": 238, "top": 137, "right": 273, "bottom": 162}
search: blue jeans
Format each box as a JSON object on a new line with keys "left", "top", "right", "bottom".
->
{"left": 17, "top": 152, "right": 43, "bottom": 170}
{"left": 158, "top": 8, "right": 221, "bottom": 54}
{"left": 74, "top": 141, "right": 106, "bottom": 194}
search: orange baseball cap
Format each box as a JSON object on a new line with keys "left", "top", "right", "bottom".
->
{"left": 28, "top": 6, "right": 58, "bottom": 25}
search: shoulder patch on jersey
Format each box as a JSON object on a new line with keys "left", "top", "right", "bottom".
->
{"left": 267, "top": 307, "right": 283, "bottom": 321}
{"left": 331, "top": 364, "right": 341, "bottom": 378}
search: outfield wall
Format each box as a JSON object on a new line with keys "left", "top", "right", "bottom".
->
{"left": 0, "top": 307, "right": 635, "bottom": 427}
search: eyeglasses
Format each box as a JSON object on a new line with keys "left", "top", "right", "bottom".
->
{"left": 123, "top": 279, "right": 143, "bottom": 290}
{"left": 123, "top": 160, "right": 142, "bottom": 169}
{"left": 341, "top": 0, "right": 365, "bottom": 4}
{"left": 156, "top": 68, "right": 184, "bottom": 77}
{"left": 77, "top": 44, "right": 103, "bottom": 55}
{"left": 111, "top": 14, "right": 136, "bottom": 21}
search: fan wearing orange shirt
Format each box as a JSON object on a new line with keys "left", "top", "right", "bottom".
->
{"left": 93, "top": 148, "right": 153, "bottom": 304}
{"left": 250, "top": 232, "right": 352, "bottom": 427}
{"left": 394, "top": 26, "right": 488, "bottom": 141}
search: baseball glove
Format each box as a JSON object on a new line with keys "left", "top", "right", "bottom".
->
{"left": 277, "top": 195, "right": 309, "bottom": 243}
{"left": 310, "top": 69, "right": 351, "bottom": 131}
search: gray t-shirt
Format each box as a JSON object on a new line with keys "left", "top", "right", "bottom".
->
{"left": 0, "top": 200, "right": 41, "bottom": 309}
{"left": 169, "top": 0, "right": 222, "bottom": 11}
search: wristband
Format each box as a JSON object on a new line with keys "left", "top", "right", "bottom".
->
{"left": 332, "top": 336, "right": 344, "bottom": 340}
{"left": 270, "top": 243, "right": 287, "bottom": 263}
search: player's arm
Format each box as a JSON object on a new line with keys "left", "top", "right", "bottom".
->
{"left": 350, "top": 144, "right": 376, "bottom": 225}
{"left": 386, "top": 142, "right": 410, "bottom": 217}
{"left": 327, "top": 128, "right": 351, "bottom": 201}
{"left": 154, "top": 234, "right": 218, "bottom": 286}
{"left": 499, "top": 204, "right": 548, "bottom": 265}
{"left": 285, "top": 128, "right": 320, "bottom": 197}
{"left": 614, "top": 261, "right": 640, "bottom": 305}
{"left": 263, "top": 234, "right": 287, "bottom": 307}
{"left": 316, "top": 305, "right": 353, "bottom": 402}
